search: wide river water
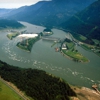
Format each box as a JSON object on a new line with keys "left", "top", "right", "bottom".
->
{"left": 0, "top": 22, "right": 100, "bottom": 88}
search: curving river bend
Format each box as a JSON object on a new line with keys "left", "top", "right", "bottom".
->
{"left": 0, "top": 22, "right": 100, "bottom": 88}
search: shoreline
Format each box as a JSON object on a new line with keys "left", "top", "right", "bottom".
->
{"left": 16, "top": 46, "right": 31, "bottom": 53}
{"left": 1, "top": 75, "right": 100, "bottom": 100}
{"left": 60, "top": 50, "right": 90, "bottom": 63}
{"left": 71, "top": 85, "right": 100, "bottom": 100}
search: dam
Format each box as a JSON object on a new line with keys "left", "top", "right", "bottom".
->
{"left": 42, "top": 36, "right": 60, "bottom": 42}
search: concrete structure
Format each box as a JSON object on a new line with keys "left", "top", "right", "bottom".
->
{"left": 42, "top": 36, "right": 60, "bottom": 42}
{"left": 43, "top": 32, "right": 51, "bottom": 35}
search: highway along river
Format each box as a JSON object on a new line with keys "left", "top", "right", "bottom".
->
{"left": 0, "top": 22, "right": 100, "bottom": 88}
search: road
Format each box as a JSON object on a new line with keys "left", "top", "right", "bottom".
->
{"left": 0, "top": 77, "right": 29, "bottom": 100}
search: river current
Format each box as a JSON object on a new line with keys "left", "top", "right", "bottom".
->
{"left": 0, "top": 22, "right": 100, "bottom": 88}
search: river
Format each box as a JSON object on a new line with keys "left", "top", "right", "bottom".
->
{"left": 0, "top": 22, "right": 100, "bottom": 89}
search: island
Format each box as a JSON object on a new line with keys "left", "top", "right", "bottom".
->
{"left": 42, "top": 28, "right": 53, "bottom": 36}
{"left": 61, "top": 38, "right": 89, "bottom": 62}
{"left": 16, "top": 33, "right": 40, "bottom": 52}
{"left": 7, "top": 30, "right": 26, "bottom": 40}
{"left": 6, "top": 28, "right": 53, "bottom": 52}
{"left": 6, "top": 26, "right": 99, "bottom": 62}
{"left": 6, "top": 28, "right": 54, "bottom": 52}
{"left": 6, "top": 29, "right": 41, "bottom": 52}
{"left": 7, "top": 30, "right": 20, "bottom": 40}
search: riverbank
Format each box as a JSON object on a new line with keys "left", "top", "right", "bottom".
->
{"left": 0, "top": 60, "right": 77, "bottom": 100}
{"left": 1, "top": 75, "right": 100, "bottom": 100}
{"left": 81, "top": 43, "right": 100, "bottom": 57}
{"left": 71, "top": 86, "right": 100, "bottom": 100}
{"left": 61, "top": 50, "right": 89, "bottom": 63}
{"left": 69, "top": 32, "right": 100, "bottom": 57}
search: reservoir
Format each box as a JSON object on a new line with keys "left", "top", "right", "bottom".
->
{"left": 0, "top": 22, "right": 100, "bottom": 89}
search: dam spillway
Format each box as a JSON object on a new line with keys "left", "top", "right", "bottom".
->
{"left": 42, "top": 36, "right": 60, "bottom": 42}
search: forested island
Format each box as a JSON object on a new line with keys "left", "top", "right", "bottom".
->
{"left": 16, "top": 34, "right": 40, "bottom": 52}
{"left": 0, "top": 60, "right": 76, "bottom": 100}
{"left": 42, "top": 28, "right": 53, "bottom": 36}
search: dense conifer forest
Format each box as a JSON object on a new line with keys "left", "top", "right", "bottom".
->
{"left": 60, "top": 0, "right": 100, "bottom": 41}
{"left": 0, "top": 19, "right": 24, "bottom": 29}
{"left": 0, "top": 60, "right": 76, "bottom": 100}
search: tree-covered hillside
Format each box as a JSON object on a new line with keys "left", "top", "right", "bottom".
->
{"left": 0, "top": 60, "right": 76, "bottom": 100}
{"left": 60, "top": 0, "right": 100, "bottom": 40}
{"left": 0, "top": 19, "right": 24, "bottom": 29}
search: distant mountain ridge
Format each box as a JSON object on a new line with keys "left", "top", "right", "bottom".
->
{"left": 60, "top": 0, "right": 100, "bottom": 40}
{"left": 1, "top": 0, "right": 96, "bottom": 27}
{"left": 0, "top": 9, "right": 13, "bottom": 17}
{"left": 0, "top": 0, "right": 99, "bottom": 40}
{"left": 2, "top": 1, "right": 47, "bottom": 19}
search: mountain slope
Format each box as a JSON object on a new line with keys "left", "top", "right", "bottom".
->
{"left": 61, "top": 0, "right": 100, "bottom": 40}
{"left": 0, "top": 9, "right": 13, "bottom": 17}
{"left": 0, "top": 19, "right": 24, "bottom": 29}
{"left": 4, "top": 0, "right": 96, "bottom": 27}
{"left": 4, "top": 1, "right": 47, "bottom": 20}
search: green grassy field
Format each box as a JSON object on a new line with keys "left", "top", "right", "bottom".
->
{"left": 62, "top": 41, "right": 89, "bottom": 62}
{"left": 7, "top": 32, "right": 19, "bottom": 40}
{"left": 81, "top": 44, "right": 94, "bottom": 51}
{"left": 66, "top": 42, "right": 75, "bottom": 49}
{"left": 62, "top": 50, "right": 88, "bottom": 62}
{"left": 0, "top": 80, "right": 23, "bottom": 100}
